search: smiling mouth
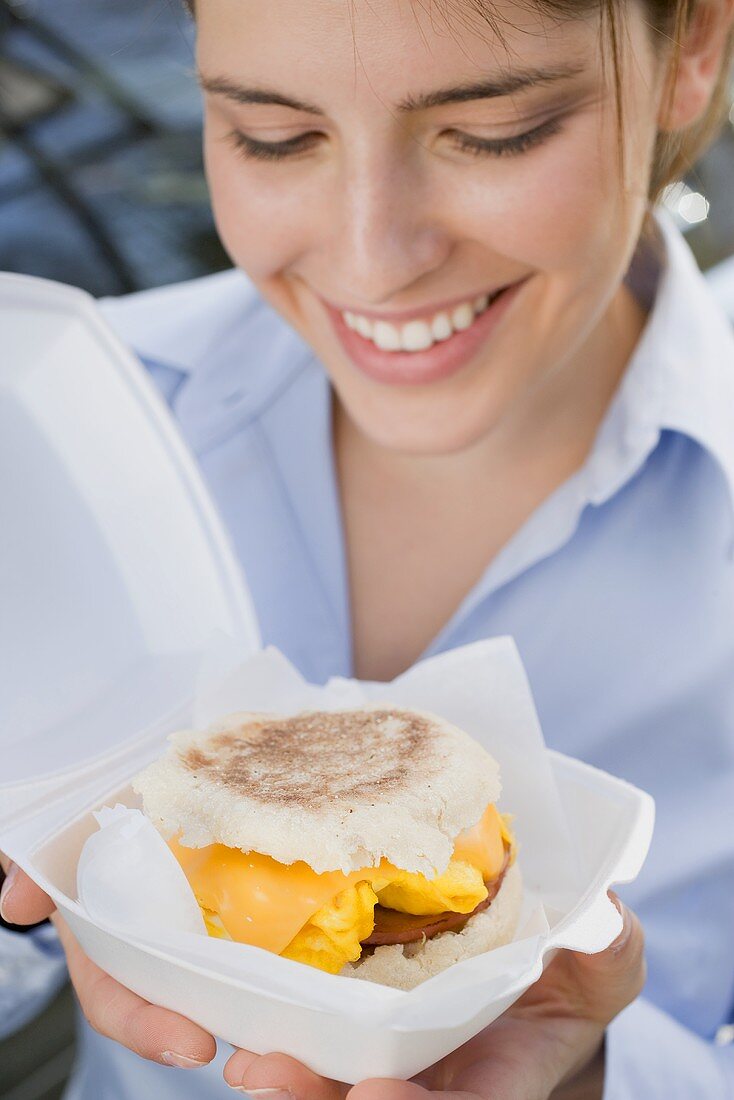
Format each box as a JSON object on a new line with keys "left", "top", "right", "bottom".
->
{"left": 340, "top": 287, "right": 509, "bottom": 353}
{"left": 324, "top": 275, "right": 529, "bottom": 387}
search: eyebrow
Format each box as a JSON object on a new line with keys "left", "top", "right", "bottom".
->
{"left": 198, "top": 62, "right": 585, "bottom": 115}
{"left": 399, "top": 63, "right": 586, "bottom": 111}
{"left": 199, "top": 76, "right": 325, "bottom": 115}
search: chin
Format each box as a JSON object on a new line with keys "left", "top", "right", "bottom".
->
{"left": 335, "top": 385, "right": 506, "bottom": 457}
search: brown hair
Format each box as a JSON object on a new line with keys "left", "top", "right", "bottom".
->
{"left": 593, "top": 0, "right": 734, "bottom": 199}
{"left": 181, "top": 0, "right": 733, "bottom": 202}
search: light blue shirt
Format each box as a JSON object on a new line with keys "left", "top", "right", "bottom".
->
{"left": 3, "top": 209, "right": 734, "bottom": 1099}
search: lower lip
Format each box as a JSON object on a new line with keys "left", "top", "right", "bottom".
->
{"left": 326, "top": 278, "right": 529, "bottom": 386}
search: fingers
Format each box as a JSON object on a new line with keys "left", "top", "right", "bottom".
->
{"left": 348, "top": 1082, "right": 435, "bottom": 1100}
{"left": 0, "top": 860, "right": 56, "bottom": 926}
{"left": 221, "top": 1056, "right": 436, "bottom": 1100}
{"left": 54, "top": 914, "right": 216, "bottom": 1069}
{"left": 223, "top": 1050, "right": 350, "bottom": 1099}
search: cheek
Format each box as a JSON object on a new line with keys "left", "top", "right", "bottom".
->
{"left": 203, "top": 122, "right": 312, "bottom": 280}
{"left": 451, "top": 111, "right": 638, "bottom": 281}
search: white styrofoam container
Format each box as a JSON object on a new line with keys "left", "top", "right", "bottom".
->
{"left": 0, "top": 273, "right": 655, "bottom": 1084}
{"left": 0, "top": 271, "right": 260, "bottom": 817}
{"left": 2, "top": 751, "right": 652, "bottom": 1084}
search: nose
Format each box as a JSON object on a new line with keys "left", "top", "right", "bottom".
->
{"left": 331, "top": 153, "right": 452, "bottom": 306}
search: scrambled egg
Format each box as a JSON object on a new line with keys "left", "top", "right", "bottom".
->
{"left": 376, "top": 858, "right": 487, "bottom": 916}
{"left": 201, "top": 907, "right": 231, "bottom": 939}
{"left": 281, "top": 858, "right": 489, "bottom": 973}
{"left": 282, "top": 880, "right": 379, "bottom": 974}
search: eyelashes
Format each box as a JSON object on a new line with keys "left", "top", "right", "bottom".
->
{"left": 225, "top": 130, "right": 323, "bottom": 162}
{"left": 225, "top": 115, "right": 564, "bottom": 163}
{"left": 444, "top": 115, "right": 563, "bottom": 157}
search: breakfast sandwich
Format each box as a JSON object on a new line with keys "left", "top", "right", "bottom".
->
{"left": 132, "top": 705, "right": 521, "bottom": 990}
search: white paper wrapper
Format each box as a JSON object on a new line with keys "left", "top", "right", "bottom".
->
{"left": 78, "top": 805, "right": 207, "bottom": 938}
{"left": 76, "top": 638, "right": 591, "bottom": 1027}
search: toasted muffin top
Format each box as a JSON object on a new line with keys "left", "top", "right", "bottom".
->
{"left": 133, "top": 704, "right": 501, "bottom": 875}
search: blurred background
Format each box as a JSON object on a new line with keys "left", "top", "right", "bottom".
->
{"left": 0, "top": 0, "right": 226, "bottom": 300}
{"left": 0, "top": 1, "right": 733, "bottom": 1097}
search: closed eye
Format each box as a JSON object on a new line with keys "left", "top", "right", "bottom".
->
{"left": 225, "top": 128, "right": 323, "bottom": 161}
{"left": 445, "top": 115, "right": 564, "bottom": 157}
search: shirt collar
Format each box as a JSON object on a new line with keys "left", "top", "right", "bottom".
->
{"left": 582, "top": 209, "right": 734, "bottom": 511}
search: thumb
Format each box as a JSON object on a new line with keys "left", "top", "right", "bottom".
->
{"left": 0, "top": 860, "right": 56, "bottom": 927}
{"left": 566, "top": 891, "right": 647, "bottom": 1025}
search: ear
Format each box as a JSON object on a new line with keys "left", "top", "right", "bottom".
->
{"left": 657, "top": 0, "right": 734, "bottom": 130}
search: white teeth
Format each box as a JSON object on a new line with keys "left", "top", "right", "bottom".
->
{"left": 372, "top": 320, "right": 402, "bottom": 351}
{"left": 431, "top": 312, "right": 453, "bottom": 341}
{"left": 401, "top": 320, "right": 434, "bottom": 352}
{"left": 342, "top": 289, "right": 497, "bottom": 353}
{"left": 451, "top": 303, "right": 474, "bottom": 331}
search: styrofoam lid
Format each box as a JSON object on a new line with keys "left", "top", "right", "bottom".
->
{"left": 0, "top": 273, "right": 260, "bottom": 791}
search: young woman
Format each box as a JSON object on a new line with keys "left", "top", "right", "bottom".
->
{"left": 2, "top": 1, "right": 733, "bottom": 1097}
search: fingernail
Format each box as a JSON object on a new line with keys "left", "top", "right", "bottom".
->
{"left": 233, "top": 1090, "right": 296, "bottom": 1098}
{"left": 611, "top": 903, "right": 632, "bottom": 956}
{"left": 161, "top": 1051, "right": 208, "bottom": 1069}
{"left": 0, "top": 862, "right": 18, "bottom": 922}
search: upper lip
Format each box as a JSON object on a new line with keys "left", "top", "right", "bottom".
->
{"left": 322, "top": 279, "right": 525, "bottom": 325}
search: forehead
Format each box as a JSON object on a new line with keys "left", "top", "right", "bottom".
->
{"left": 196, "top": 0, "right": 596, "bottom": 103}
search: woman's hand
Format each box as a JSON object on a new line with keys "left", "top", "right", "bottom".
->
{"left": 0, "top": 855, "right": 216, "bottom": 1071}
{"left": 223, "top": 894, "right": 644, "bottom": 1100}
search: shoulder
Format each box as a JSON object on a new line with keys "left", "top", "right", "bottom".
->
{"left": 98, "top": 267, "right": 262, "bottom": 374}
{"left": 97, "top": 268, "right": 317, "bottom": 446}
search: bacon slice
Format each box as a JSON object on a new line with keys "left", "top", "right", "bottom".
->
{"left": 362, "top": 850, "right": 510, "bottom": 948}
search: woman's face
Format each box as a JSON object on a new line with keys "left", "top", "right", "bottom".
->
{"left": 197, "top": 0, "right": 663, "bottom": 453}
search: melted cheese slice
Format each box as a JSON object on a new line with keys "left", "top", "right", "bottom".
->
{"left": 169, "top": 802, "right": 513, "bottom": 962}
{"left": 453, "top": 803, "right": 511, "bottom": 879}
{"left": 169, "top": 838, "right": 376, "bottom": 954}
